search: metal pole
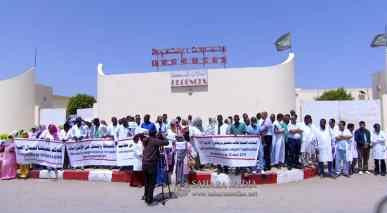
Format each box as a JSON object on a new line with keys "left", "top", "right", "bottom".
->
{"left": 34, "top": 48, "right": 37, "bottom": 67}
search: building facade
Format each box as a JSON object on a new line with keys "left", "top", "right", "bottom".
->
{"left": 0, "top": 68, "right": 69, "bottom": 133}
{"left": 96, "top": 53, "right": 296, "bottom": 121}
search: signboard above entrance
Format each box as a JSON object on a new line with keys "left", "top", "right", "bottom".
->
{"left": 170, "top": 70, "right": 208, "bottom": 88}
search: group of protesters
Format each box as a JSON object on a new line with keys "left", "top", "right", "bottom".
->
{"left": 0, "top": 110, "right": 386, "bottom": 203}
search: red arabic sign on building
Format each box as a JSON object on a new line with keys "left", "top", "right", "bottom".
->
{"left": 152, "top": 46, "right": 227, "bottom": 68}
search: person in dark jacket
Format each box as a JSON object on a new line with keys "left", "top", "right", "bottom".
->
{"left": 141, "top": 126, "right": 169, "bottom": 205}
{"left": 354, "top": 121, "right": 371, "bottom": 174}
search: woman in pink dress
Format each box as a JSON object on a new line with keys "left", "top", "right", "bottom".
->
{"left": 0, "top": 136, "right": 17, "bottom": 180}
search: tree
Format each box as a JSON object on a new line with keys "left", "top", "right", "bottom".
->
{"left": 66, "top": 94, "right": 96, "bottom": 116}
{"left": 315, "top": 88, "right": 354, "bottom": 101}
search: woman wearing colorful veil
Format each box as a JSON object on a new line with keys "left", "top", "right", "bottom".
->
{"left": 0, "top": 135, "right": 17, "bottom": 180}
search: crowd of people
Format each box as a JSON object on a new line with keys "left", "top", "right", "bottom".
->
{"left": 0, "top": 110, "right": 386, "bottom": 204}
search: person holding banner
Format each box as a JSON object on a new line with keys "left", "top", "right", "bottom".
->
{"left": 127, "top": 116, "right": 138, "bottom": 136}
{"left": 60, "top": 123, "right": 71, "bottom": 169}
{"left": 205, "top": 118, "right": 217, "bottom": 135}
{"left": 0, "top": 135, "right": 17, "bottom": 180}
{"left": 142, "top": 126, "right": 169, "bottom": 205}
{"left": 242, "top": 113, "right": 251, "bottom": 126}
{"left": 174, "top": 124, "right": 197, "bottom": 187}
{"left": 40, "top": 124, "right": 61, "bottom": 174}
{"left": 247, "top": 117, "right": 264, "bottom": 174}
{"left": 90, "top": 118, "right": 104, "bottom": 138}
{"left": 108, "top": 117, "right": 119, "bottom": 141}
{"left": 117, "top": 118, "right": 131, "bottom": 140}
{"left": 230, "top": 114, "right": 247, "bottom": 135}
{"left": 229, "top": 114, "right": 247, "bottom": 174}
{"left": 216, "top": 114, "right": 229, "bottom": 135}
{"left": 70, "top": 118, "right": 85, "bottom": 140}
{"left": 40, "top": 124, "right": 60, "bottom": 140}
{"left": 190, "top": 117, "right": 203, "bottom": 137}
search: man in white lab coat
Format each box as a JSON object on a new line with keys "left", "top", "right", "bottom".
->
{"left": 315, "top": 119, "right": 334, "bottom": 177}
{"left": 371, "top": 123, "right": 386, "bottom": 176}
{"left": 328, "top": 119, "right": 338, "bottom": 171}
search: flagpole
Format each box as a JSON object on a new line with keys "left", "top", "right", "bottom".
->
{"left": 34, "top": 48, "right": 37, "bottom": 68}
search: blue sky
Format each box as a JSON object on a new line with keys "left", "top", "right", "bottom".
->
{"left": 0, "top": 0, "right": 386, "bottom": 96}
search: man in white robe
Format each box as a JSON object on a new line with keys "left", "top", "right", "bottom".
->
{"left": 300, "top": 115, "right": 316, "bottom": 166}
{"left": 271, "top": 114, "right": 285, "bottom": 167}
{"left": 107, "top": 117, "right": 119, "bottom": 141}
{"left": 117, "top": 119, "right": 130, "bottom": 140}
{"left": 128, "top": 116, "right": 138, "bottom": 136}
{"left": 315, "top": 119, "right": 334, "bottom": 177}
{"left": 69, "top": 118, "right": 85, "bottom": 140}
{"left": 216, "top": 114, "right": 229, "bottom": 135}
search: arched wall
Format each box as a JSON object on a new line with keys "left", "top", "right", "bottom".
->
{"left": 0, "top": 68, "right": 35, "bottom": 133}
{"left": 97, "top": 53, "right": 295, "bottom": 121}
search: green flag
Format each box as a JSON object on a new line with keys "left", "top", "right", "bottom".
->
{"left": 370, "top": 33, "right": 387, "bottom": 48}
{"left": 274, "top": 32, "right": 291, "bottom": 51}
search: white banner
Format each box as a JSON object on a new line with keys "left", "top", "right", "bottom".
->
{"left": 15, "top": 139, "right": 65, "bottom": 168}
{"left": 66, "top": 139, "right": 116, "bottom": 167}
{"left": 193, "top": 136, "right": 260, "bottom": 167}
{"left": 116, "top": 138, "right": 137, "bottom": 167}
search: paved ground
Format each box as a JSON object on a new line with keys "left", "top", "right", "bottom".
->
{"left": 1, "top": 174, "right": 386, "bottom": 213}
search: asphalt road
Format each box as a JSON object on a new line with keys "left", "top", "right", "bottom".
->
{"left": 1, "top": 174, "right": 386, "bottom": 213}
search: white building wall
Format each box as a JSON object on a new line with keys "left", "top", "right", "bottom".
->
{"left": 96, "top": 53, "right": 295, "bottom": 121}
{"left": 296, "top": 87, "right": 373, "bottom": 117}
{"left": 0, "top": 68, "right": 35, "bottom": 133}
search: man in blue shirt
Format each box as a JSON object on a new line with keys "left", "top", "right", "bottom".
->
{"left": 141, "top": 114, "right": 156, "bottom": 133}
{"left": 247, "top": 117, "right": 260, "bottom": 134}
{"left": 354, "top": 121, "right": 371, "bottom": 174}
{"left": 230, "top": 115, "right": 247, "bottom": 135}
